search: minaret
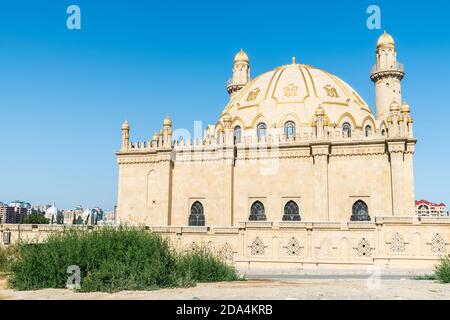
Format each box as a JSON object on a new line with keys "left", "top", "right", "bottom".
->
{"left": 163, "top": 115, "right": 172, "bottom": 148}
{"left": 370, "top": 32, "right": 405, "bottom": 120}
{"left": 226, "top": 49, "right": 250, "bottom": 96}
{"left": 152, "top": 131, "right": 159, "bottom": 147}
{"left": 121, "top": 120, "right": 130, "bottom": 151}
{"left": 401, "top": 101, "right": 414, "bottom": 138}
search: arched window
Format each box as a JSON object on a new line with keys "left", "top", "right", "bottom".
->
{"left": 365, "top": 125, "right": 372, "bottom": 137}
{"left": 257, "top": 123, "right": 267, "bottom": 141}
{"left": 282, "top": 201, "right": 300, "bottom": 221}
{"left": 189, "top": 201, "right": 205, "bottom": 226}
{"left": 234, "top": 126, "right": 242, "bottom": 143}
{"left": 284, "top": 121, "right": 296, "bottom": 139}
{"left": 342, "top": 122, "right": 351, "bottom": 138}
{"left": 351, "top": 200, "right": 370, "bottom": 222}
{"left": 249, "top": 201, "right": 266, "bottom": 221}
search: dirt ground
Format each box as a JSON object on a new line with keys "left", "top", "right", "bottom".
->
{"left": 0, "top": 274, "right": 449, "bottom": 300}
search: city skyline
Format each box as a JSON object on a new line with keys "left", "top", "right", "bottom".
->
{"left": 0, "top": 0, "right": 449, "bottom": 209}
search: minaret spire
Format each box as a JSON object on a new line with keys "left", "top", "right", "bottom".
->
{"left": 226, "top": 49, "right": 250, "bottom": 96}
{"left": 370, "top": 31, "right": 404, "bottom": 121}
{"left": 121, "top": 120, "right": 130, "bottom": 151}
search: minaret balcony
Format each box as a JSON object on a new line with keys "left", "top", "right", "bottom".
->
{"left": 226, "top": 78, "right": 247, "bottom": 95}
{"left": 370, "top": 62, "right": 405, "bottom": 81}
{"left": 370, "top": 62, "right": 404, "bottom": 75}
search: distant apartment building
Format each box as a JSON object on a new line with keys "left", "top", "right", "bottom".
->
{"left": 62, "top": 206, "right": 106, "bottom": 225}
{"left": 62, "top": 205, "right": 84, "bottom": 224}
{"left": 31, "top": 204, "right": 51, "bottom": 215}
{"left": 416, "top": 200, "right": 447, "bottom": 217}
{"left": 0, "top": 203, "right": 26, "bottom": 224}
{"left": 0, "top": 204, "right": 12, "bottom": 223}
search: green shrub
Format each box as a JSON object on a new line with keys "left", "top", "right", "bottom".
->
{"left": 414, "top": 256, "right": 450, "bottom": 283}
{"left": 8, "top": 227, "right": 240, "bottom": 292}
{"left": 434, "top": 256, "right": 450, "bottom": 283}
{"left": 0, "top": 245, "right": 19, "bottom": 273}
{"left": 178, "top": 248, "right": 241, "bottom": 283}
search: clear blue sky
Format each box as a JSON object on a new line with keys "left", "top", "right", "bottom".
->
{"left": 0, "top": 0, "right": 449, "bottom": 210}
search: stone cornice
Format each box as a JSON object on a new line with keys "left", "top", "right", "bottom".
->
{"left": 116, "top": 138, "right": 418, "bottom": 164}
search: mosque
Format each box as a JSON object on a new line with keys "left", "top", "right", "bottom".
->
{"left": 113, "top": 32, "right": 449, "bottom": 270}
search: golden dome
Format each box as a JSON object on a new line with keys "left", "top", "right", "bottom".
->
{"left": 390, "top": 100, "right": 400, "bottom": 112}
{"left": 163, "top": 115, "right": 172, "bottom": 126}
{"left": 122, "top": 120, "right": 129, "bottom": 130}
{"left": 387, "top": 115, "right": 393, "bottom": 124}
{"left": 222, "top": 63, "right": 373, "bottom": 130}
{"left": 401, "top": 101, "right": 410, "bottom": 114}
{"left": 152, "top": 132, "right": 159, "bottom": 141}
{"left": 377, "top": 31, "right": 395, "bottom": 48}
{"left": 234, "top": 49, "right": 249, "bottom": 63}
{"left": 159, "top": 128, "right": 163, "bottom": 136}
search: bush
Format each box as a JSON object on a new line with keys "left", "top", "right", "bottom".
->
{"left": 0, "top": 245, "right": 19, "bottom": 273}
{"left": 434, "top": 256, "right": 450, "bottom": 283}
{"left": 414, "top": 256, "right": 450, "bottom": 283}
{"left": 178, "top": 248, "right": 240, "bottom": 283}
{"left": 8, "top": 227, "right": 240, "bottom": 292}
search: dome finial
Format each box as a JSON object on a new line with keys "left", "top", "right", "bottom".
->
{"left": 234, "top": 49, "right": 249, "bottom": 63}
{"left": 163, "top": 114, "right": 172, "bottom": 126}
{"left": 390, "top": 99, "right": 400, "bottom": 112}
{"left": 315, "top": 105, "right": 325, "bottom": 116}
{"left": 401, "top": 100, "right": 411, "bottom": 113}
{"left": 292, "top": 56, "right": 296, "bottom": 64}
{"left": 377, "top": 31, "right": 395, "bottom": 48}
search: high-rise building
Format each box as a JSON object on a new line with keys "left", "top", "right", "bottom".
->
{"left": 0, "top": 203, "right": 26, "bottom": 224}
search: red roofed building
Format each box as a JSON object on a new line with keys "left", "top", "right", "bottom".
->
{"left": 415, "top": 200, "right": 447, "bottom": 217}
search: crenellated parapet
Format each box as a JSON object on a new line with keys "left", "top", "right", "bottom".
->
{"left": 118, "top": 110, "right": 416, "bottom": 164}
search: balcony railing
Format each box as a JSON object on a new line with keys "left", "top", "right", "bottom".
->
{"left": 370, "top": 62, "right": 404, "bottom": 75}
{"left": 226, "top": 77, "right": 252, "bottom": 88}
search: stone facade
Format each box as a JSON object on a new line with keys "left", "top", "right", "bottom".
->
{"left": 116, "top": 32, "right": 416, "bottom": 227}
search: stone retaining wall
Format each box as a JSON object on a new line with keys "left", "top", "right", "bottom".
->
{"left": 1, "top": 217, "right": 449, "bottom": 271}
